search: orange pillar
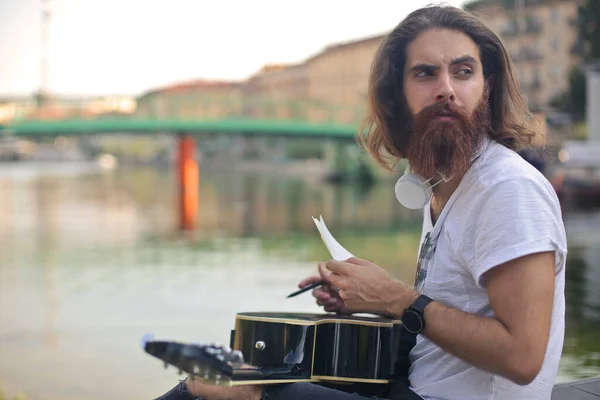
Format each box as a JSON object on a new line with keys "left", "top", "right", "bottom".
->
{"left": 177, "top": 134, "right": 198, "bottom": 231}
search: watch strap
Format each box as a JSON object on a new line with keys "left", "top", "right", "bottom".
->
{"left": 410, "top": 294, "right": 434, "bottom": 314}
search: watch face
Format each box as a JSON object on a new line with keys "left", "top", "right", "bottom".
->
{"left": 403, "top": 310, "right": 424, "bottom": 334}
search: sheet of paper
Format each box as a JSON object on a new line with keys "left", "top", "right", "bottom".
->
{"left": 312, "top": 215, "right": 354, "bottom": 261}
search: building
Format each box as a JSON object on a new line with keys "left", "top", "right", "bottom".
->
{"left": 304, "top": 34, "right": 385, "bottom": 124}
{"left": 0, "top": 96, "right": 136, "bottom": 122}
{"left": 242, "top": 34, "right": 386, "bottom": 125}
{"left": 465, "top": 0, "right": 584, "bottom": 110}
{"left": 135, "top": 79, "right": 243, "bottom": 119}
{"left": 0, "top": 97, "right": 37, "bottom": 123}
{"left": 243, "top": 63, "right": 308, "bottom": 119}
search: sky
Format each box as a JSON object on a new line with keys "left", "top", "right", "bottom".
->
{"left": 0, "top": 0, "right": 467, "bottom": 97}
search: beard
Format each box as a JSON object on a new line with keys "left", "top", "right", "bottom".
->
{"left": 405, "top": 95, "right": 491, "bottom": 179}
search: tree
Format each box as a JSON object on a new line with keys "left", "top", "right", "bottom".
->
{"left": 549, "top": 67, "right": 586, "bottom": 120}
{"left": 578, "top": 0, "right": 600, "bottom": 61}
{"left": 551, "top": 0, "right": 599, "bottom": 119}
{"left": 576, "top": 0, "right": 600, "bottom": 118}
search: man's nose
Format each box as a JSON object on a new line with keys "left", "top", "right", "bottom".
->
{"left": 434, "top": 74, "right": 456, "bottom": 102}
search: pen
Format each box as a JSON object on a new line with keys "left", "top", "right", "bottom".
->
{"left": 286, "top": 280, "right": 325, "bottom": 298}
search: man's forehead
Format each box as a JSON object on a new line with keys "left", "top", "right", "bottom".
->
{"left": 405, "top": 29, "right": 481, "bottom": 67}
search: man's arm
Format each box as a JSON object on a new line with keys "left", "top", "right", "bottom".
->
{"left": 325, "top": 250, "right": 556, "bottom": 385}
{"left": 414, "top": 251, "right": 555, "bottom": 385}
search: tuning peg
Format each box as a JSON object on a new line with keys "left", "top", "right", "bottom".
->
{"left": 214, "top": 372, "right": 222, "bottom": 385}
{"left": 211, "top": 342, "right": 226, "bottom": 350}
{"left": 192, "top": 365, "right": 204, "bottom": 377}
{"left": 230, "top": 350, "right": 244, "bottom": 364}
{"left": 140, "top": 334, "right": 154, "bottom": 349}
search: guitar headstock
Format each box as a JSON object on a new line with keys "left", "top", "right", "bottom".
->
{"left": 141, "top": 334, "right": 246, "bottom": 387}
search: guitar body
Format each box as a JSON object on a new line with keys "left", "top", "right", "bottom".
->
{"left": 232, "top": 312, "right": 402, "bottom": 384}
{"left": 144, "top": 312, "right": 405, "bottom": 387}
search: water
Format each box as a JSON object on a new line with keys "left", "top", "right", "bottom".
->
{"left": 0, "top": 162, "right": 598, "bottom": 399}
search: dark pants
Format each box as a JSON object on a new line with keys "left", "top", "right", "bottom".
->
{"left": 263, "top": 380, "right": 423, "bottom": 400}
{"left": 155, "top": 378, "right": 423, "bottom": 400}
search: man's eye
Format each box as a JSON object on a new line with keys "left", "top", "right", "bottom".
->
{"left": 456, "top": 68, "right": 473, "bottom": 76}
{"left": 415, "top": 70, "right": 432, "bottom": 77}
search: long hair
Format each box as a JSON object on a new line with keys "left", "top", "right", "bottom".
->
{"left": 358, "top": 5, "right": 537, "bottom": 170}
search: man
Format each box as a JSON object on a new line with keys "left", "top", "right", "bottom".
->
{"left": 157, "top": 4, "right": 567, "bottom": 400}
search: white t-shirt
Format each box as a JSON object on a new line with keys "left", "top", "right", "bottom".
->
{"left": 408, "top": 140, "right": 567, "bottom": 400}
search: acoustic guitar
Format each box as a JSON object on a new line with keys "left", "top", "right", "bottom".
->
{"left": 143, "top": 312, "right": 406, "bottom": 387}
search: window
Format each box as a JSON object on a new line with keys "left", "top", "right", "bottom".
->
{"left": 502, "top": 18, "right": 518, "bottom": 35}
{"left": 551, "top": 9, "right": 559, "bottom": 24}
{"left": 551, "top": 37, "right": 560, "bottom": 52}
{"left": 518, "top": 68, "right": 527, "bottom": 86}
{"left": 502, "top": 0, "right": 516, "bottom": 10}
{"left": 524, "top": 14, "right": 542, "bottom": 33}
{"left": 550, "top": 66, "right": 562, "bottom": 82}
{"left": 531, "top": 68, "right": 541, "bottom": 88}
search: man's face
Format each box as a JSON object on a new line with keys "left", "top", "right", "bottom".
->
{"left": 403, "top": 28, "right": 485, "bottom": 119}
{"left": 402, "top": 28, "right": 490, "bottom": 179}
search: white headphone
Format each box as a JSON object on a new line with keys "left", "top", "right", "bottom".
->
{"left": 394, "top": 165, "right": 449, "bottom": 210}
{"left": 395, "top": 137, "right": 492, "bottom": 209}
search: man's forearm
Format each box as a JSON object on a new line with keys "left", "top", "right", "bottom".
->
{"left": 379, "top": 280, "right": 539, "bottom": 384}
{"left": 419, "top": 300, "right": 536, "bottom": 385}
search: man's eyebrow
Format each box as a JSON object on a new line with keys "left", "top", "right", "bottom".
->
{"left": 408, "top": 63, "right": 438, "bottom": 74}
{"left": 450, "top": 55, "right": 477, "bottom": 65}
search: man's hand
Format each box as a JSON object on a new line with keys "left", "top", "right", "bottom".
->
{"left": 185, "top": 377, "right": 263, "bottom": 400}
{"left": 324, "top": 257, "right": 418, "bottom": 317}
{"left": 298, "top": 262, "right": 350, "bottom": 314}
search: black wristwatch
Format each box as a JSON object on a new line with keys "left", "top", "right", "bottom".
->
{"left": 401, "top": 294, "right": 433, "bottom": 334}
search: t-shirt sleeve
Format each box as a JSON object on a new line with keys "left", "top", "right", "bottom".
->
{"left": 460, "top": 176, "right": 567, "bottom": 289}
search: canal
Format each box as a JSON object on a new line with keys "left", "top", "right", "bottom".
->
{"left": 0, "top": 162, "right": 598, "bottom": 399}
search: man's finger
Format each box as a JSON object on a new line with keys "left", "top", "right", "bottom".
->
{"left": 312, "top": 287, "right": 331, "bottom": 302}
{"left": 325, "top": 285, "right": 342, "bottom": 298}
{"left": 324, "top": 304, "right": 341, "bottom": 313}
{"left": 345, "top": 257, "right": 372, "bottom": 267}
{"left": 327, "top": 273, "right": 347, "bottom": 291}
{"left": 298, "top": 274, "right": 321, "bottom": 288}
{"left": 325, "top": 260, "right": 352, "bottom": 275}
{"left": 326, "top": 298, "right": 343, "bottom": 307}
{"left": 318, "top": 262, "right": 334, "bottom": 283}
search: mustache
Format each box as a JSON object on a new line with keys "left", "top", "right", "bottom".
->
{"left": 415, "top": 100, "right": 468, "bottom": 121}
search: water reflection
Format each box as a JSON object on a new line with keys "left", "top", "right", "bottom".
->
{"left": 0, "top": 163, "right": 598, "bottom": 399}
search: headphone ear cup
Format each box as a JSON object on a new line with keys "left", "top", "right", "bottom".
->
{"left": 395, "top": 174, "right": 433, "bottom": 209}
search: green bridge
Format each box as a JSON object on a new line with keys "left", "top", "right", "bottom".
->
{"left": 0, "top": 93, "right": 367, "bottom": 140}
